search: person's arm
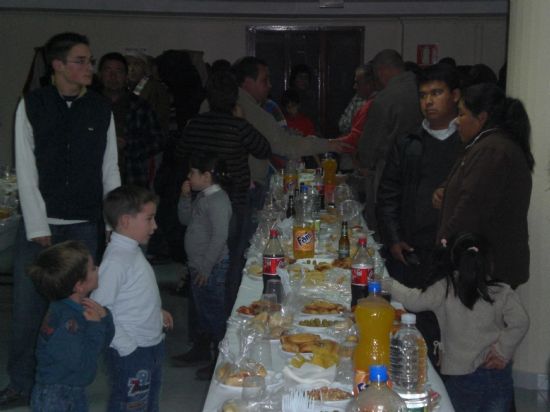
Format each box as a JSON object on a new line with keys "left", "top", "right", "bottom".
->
{"left": 90, "top": 258, "right": 138, "bottom": 355}
{"left": 493, "top": 289, "right": 530, "bottom": 361}
{"left": 43, "top": 309, "right": 113, "bottom": 385}
{"left": 102, "top": 114, "right": 121, "bottom": 196}
{"left": 14, "top": 99, "right": 51, "bottom": 241}
{"left": 438, "top": 146, "right": 511, "bottom": 241}
{"left": 196, "top": 195, "right": 232, "bottom": 278}
{"left": 388, "top": 278, "right": 446, "bottom": 312}
{"left": 177, "top": 188, "right": 193, "bottom": 226}
{"left": 376, "top": 138, "right": 405, "bottom": 248}
{"left": 239, "top": 120, "right": 271, "bottom": 160}
{"left": 239, "top": 92, "right": 348, "bottom": 158}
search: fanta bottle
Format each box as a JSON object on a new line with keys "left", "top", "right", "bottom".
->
{"left": 293, "top": 203, "right": 315, "bottom": 259}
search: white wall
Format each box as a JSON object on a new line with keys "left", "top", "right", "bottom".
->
{"left": 0, "top": 11, "right": 506, "bottom": 165}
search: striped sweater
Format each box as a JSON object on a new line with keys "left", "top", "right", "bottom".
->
{"left": 176, "top": 111, "right": 271, "bottom": 207}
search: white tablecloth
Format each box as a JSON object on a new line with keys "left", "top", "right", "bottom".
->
{"left": 202, "top": 271, "right": 455, "bottom": 412}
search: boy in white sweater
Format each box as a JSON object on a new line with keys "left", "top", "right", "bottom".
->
{"left": 92, "top": 186, "right": 173, "bottom": 412}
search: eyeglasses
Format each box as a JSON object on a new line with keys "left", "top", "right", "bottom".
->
{"left": 65, "top": 57, "right": 96, "bottom": 67}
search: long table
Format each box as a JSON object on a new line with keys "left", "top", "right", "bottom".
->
{"left": 202, "top": 269, "right": 455, "bottom": 411}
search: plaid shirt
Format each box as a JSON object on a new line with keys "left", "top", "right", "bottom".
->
{"left": 112, "top": 93, "right": 165, "bottom": 187}
{"left": 338, "top": 93, "right": 366, "bottom": 134}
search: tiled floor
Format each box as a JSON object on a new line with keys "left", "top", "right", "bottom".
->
{"left": 0, "top": 261, "right": 549, "bottom": 411}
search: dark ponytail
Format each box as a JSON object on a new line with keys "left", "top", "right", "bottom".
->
{"left": 462, "top": 83, "right": 534, "bottom": 172}
{"left": 427, "top": 232, "right": 499, "bottom": 309}
{"left": 189, "top": 152, "right": 232, "bottom": 192}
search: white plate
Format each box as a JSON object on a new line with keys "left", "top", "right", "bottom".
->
{"left": 300, "top": 382, "right": 354, "bottom": 407}
{"left": 217, "top": 370, "right": 283, "bottom": 392}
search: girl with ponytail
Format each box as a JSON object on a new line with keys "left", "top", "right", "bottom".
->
{"left": 384, "top": 232, "right": 529, "bottom": 412}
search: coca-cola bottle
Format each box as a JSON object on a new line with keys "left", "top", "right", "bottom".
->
{"left": 262, "top": 229, "right": 285, "bottom": 294}
{"left": 351, "top": 236, "right": 374, "bottom": 308}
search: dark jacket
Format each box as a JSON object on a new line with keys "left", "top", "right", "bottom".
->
{"left": 377, "top": 128, "right": 462, "bottom": 248}
{"left": 35, "top": 299, "right": 114, "bottom": 387}
{"left": 25, "top": 85, "right": 111, "bottom": 222}
{"left": 437, "top": 129, "right": 532, "bottom": 288}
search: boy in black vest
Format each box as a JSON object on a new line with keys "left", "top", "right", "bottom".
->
{"left": 0, "top": 32, "right": 120, "bottom": 408}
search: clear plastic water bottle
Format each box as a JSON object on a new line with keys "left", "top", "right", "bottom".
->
{"left": 389, "top": 313, "right": 429, "bottom": 410}
{"left": 346, "top": 365, "right": 407, "bottom": 412}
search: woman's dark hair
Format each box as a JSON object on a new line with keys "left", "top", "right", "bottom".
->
{"left": 462, "top": 83, "right": 534, "bottom": 171}
{"left": 289, "top": 64, "right": 313, "bottom": 87}
{"left": 189, "top": 152, "right": 232, "bottom": 189}
{"left": 206, "top": 71, "right": 238, "bottom": 114}
{"left": 427, "top": 232, "right": 499, "bottom": 309}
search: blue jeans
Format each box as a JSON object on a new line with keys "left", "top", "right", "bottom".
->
{"left": 190, "top": 256, "right": 228, "bottom": 343}
{"left": 106, "top": 342, "right": 165, "bottom": 412}
{"left": 444, "top": 363, "right": 513, "bottom": 412}
{"left": 7, "top": 221, "right": 99, "bottom": 395}
{"left": 31, "top": 383, "right": 87, "bottom": 412}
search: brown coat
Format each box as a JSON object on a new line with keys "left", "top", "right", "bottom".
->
{"left": 437, "top": 129, "right": 532, "bottom": 287}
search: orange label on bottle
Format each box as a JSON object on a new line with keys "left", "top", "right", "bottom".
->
{"left": 293, "top": 229, "right": 315, "bottom": 251}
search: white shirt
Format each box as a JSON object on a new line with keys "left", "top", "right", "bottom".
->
{"left": 14, "top": 96, "right": 120, "bottom": 240}
{"left": 421, "top": 118, "right": 458, "bottom": 141}
{"left": 91, "top": 232, "right": 164, "bottom": 356}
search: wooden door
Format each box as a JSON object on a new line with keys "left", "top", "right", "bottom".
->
{"left": 247, "top": 26, "right": 363, "bottom": 138}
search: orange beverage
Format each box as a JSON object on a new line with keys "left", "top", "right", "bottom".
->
{"left": 321, "top": 154, "right": 337, "bottom": 204}
{"left": 354, "top": 284, "right": 395, "bottom": 373}
{"left": 293, "top": 221, "right": 315, "bottom": 259}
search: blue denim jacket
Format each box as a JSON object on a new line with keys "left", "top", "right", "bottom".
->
{"left": 35, "top": 298, "right": 115, "bottom": 386}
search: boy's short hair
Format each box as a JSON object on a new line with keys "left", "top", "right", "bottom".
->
{"left": 44, "top": 32, "right": 90, "bottom": 67}
{"left": 206, "top": 70, "right": 238, "bottom": 114}
{"left": 103, "top": 185, "right": 158, "bottom": 229}
{"left": 28, "top": 241, "right": 90, "bottom": 301}
{"left": 418, "top": 64, "right": 460, "bottom": 91}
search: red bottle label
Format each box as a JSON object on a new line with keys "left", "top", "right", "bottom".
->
{"left": 263, "top": 257, "right": 284, "bottom": 276}
{"left": 351, "top": 266, "right": 373, "bottom": 286}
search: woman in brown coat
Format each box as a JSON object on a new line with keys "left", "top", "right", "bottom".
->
{"left": 436, "top": 83, "right": 534, "bottom": 288}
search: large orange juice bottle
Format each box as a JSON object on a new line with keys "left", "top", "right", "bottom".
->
{"left": 353, "top": 281, "right": 395, "bottom": 393}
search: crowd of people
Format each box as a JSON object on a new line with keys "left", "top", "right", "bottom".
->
{"left": 0, "top": 29, "right": 532, "bottom": 412}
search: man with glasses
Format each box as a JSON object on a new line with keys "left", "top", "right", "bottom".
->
{"left": 0, "top": 32, "right": 120, "bottom": 408}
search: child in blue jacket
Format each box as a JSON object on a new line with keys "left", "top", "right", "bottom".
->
{"left": 28, "top": 240, "right": 114, "bottom": 412}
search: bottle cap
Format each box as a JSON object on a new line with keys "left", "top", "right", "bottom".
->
{"left": 401, "top": 313, "right": 416, "bottom": 325}
{"left": 358, "top": 237, "right": 367, "bottom": 247}
{"left": 369, "top": 365, "right": 388, "bottom": 382}
{"left": 269, "top": 229, "right": 278, "bottom": 238}
{"left": 300, "top": 184, "right": 308, "bottom": 193}
{"left": 368, "top": 281, "right": 381, "bottom": 293}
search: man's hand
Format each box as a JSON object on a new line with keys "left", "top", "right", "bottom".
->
{"left": 32, "top": 236, "right": 52, "bottom": 247}
{"left": 193, "top": 273, "right": 209, "bottom": 287}
{"left": 432, "top": 187, "right": 444, "bottom": 210}
{"left": 162, "top": 310, "right": 174, "bottom": 330}
{"left": 327, "top": 138, "right": 354, "bottom": 153}
{"left": 483, "top": 344, "right": 508, "bottom": 369}
{"left": 82, "top": 298, "right": 107, "bottom": 319}
{"left": 390, "top": 241, "right": 414, "bottom": 265}
{"left": 181, "top": 180, "right": 191, "bottom": 197}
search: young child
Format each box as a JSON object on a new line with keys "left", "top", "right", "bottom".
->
{"left": 28, "top": 241, "right": 114, "bottom": 412}
{"left": 385, "top": 232, "right": 529, "bottom": 412}
{"left": 91, "top": 185, "right": 173, "bottom": 411}
{"left": 176, "top": 153, "right": 232, "bottom": 379}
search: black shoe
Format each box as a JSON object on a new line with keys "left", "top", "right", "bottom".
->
{"left": 195, "top": 361, "right": 216, "bottom": 381}
{"left": 172, "top": 346, "right": 211, "bottom": 367}
{"left": 0, "top": 387, "right": 28, "bottom": 410}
